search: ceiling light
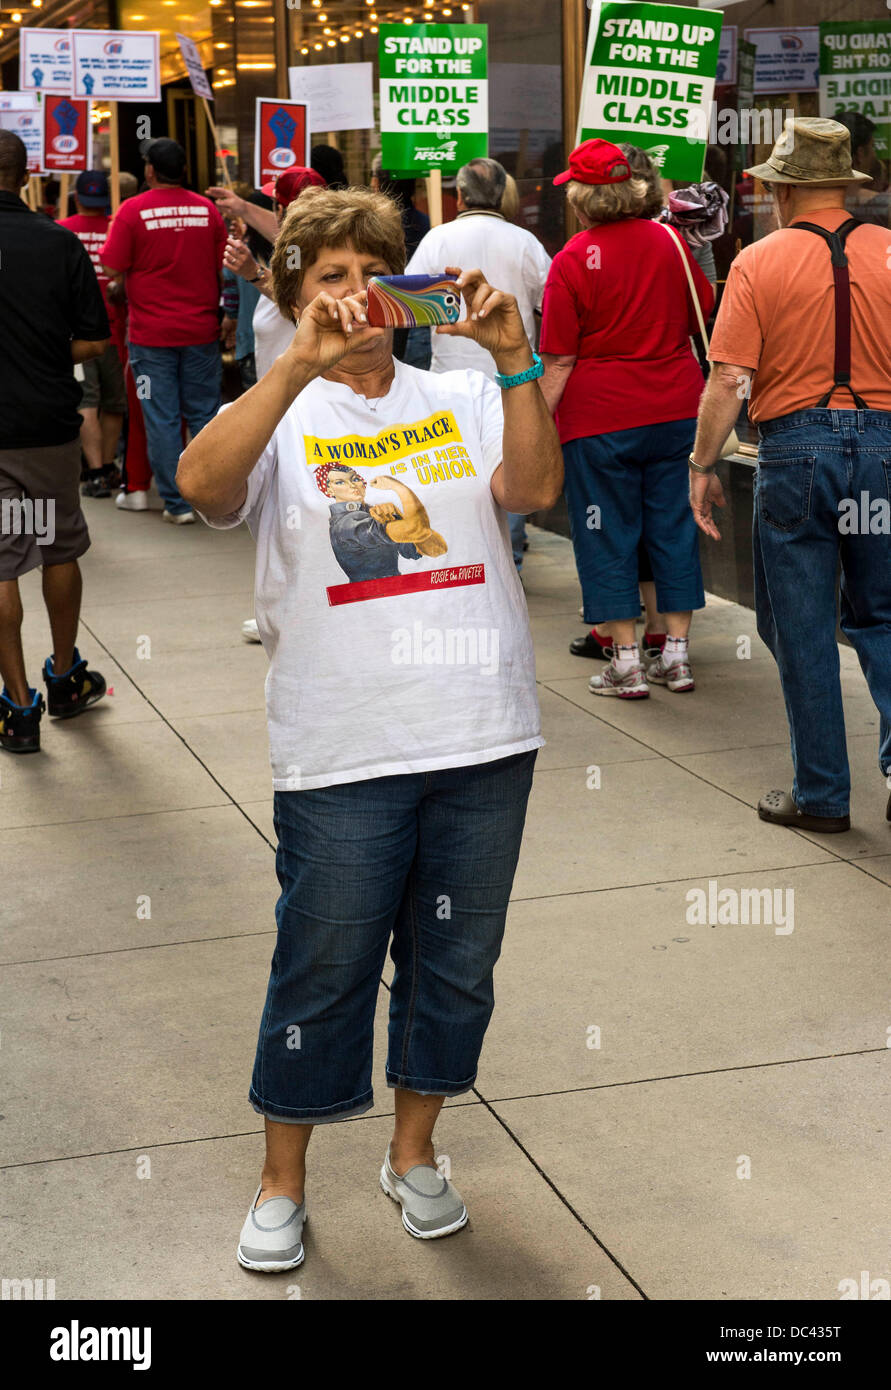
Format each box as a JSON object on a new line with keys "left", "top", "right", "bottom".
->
{"left": 340, "top": 34, "right": 349, "bottom": 41}
{"left": 326, "top": 39, "right": 336, "bottom": 46}
{"left": 313, "top": 42, "right": 323, "bottom": 50}
{"left": 12, "top": 11, "right": 23, "bottom": 21}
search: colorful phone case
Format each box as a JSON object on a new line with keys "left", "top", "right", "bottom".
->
{"left": 366, "top": 274, "right": 461, "bottom": 328}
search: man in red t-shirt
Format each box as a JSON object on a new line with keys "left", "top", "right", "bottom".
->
{"left": 59, "top": 170, "right": 126, "bottom": 498}
{"left": 101, "top": 139, "right": 227, "bottom": 523}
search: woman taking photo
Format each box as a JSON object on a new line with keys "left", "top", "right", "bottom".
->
{"left": 177, "top": 186, "right": 562, "bottom": 1271}
{"left": 541, "top": 139, "right": 714, "bottom": 698}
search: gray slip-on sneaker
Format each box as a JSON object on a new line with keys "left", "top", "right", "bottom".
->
{"left": 237, "top": 1186, "right": 306, "bottom": 1272}
{"left": 380, "top": 1146, "right": 468, "bottom": 1239}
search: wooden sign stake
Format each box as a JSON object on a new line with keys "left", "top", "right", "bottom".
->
{"left": 427, "top": 167, "right": 443, "bottom": 227}
{"left": 109, "top": 102, "right": 121, "bottom": 216}
{"left": 201, "top": 95, "right": 232, "bottom": 188}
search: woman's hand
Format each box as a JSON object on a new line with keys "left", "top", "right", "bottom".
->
{"left": 223, "top": 236, "right": 258, "bottom": 282}
{"left": 436, "top": 266, "right": 532, "bottom": 373}
{"left": 284, "top": 288, "right": 386, "bottom": 374}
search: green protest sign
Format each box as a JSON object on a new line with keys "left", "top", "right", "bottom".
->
{"left": 577, "top": 1, "right": 724, "bottom": 181}
{"left": 819, "top": 21, "right": 891, "bottom": 160}
{"left": 379, "top": 23, "right": 488, "bottom": 175}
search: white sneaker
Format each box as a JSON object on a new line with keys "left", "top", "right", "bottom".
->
{"left": 162, "top": 509, "right": 196, "bottom": 526}
{"left": 115, "top": 482, "right": 165, "bottom": 512}
{"left": 115, "top": 489, "right": 148, "bottom": 511}
{"left": 241, "top": 619, "right": 261, "bottom": 643}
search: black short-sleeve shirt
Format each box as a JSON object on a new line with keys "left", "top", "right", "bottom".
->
{"left": 0, "top": 191, "right": 110, "bottom": 449}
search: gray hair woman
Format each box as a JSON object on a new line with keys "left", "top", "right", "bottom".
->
{"left": 540, "top": 138, "right": 714, "bottom": 700}
{"left": 177, "top": 186, "right": 561, "bottom": 1271}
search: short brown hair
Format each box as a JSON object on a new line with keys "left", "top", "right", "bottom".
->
{"left": 565, "top": 174, "right": 650, "bottom": 225}
{"left": 271, "top": 186, "right": 406, "bottom": 324}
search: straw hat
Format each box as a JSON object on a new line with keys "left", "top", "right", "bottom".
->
{"left": 745, "top": 117, "right": 872, "bottom": 185}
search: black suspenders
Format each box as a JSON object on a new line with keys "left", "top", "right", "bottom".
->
{"left": 790, "top": 218, "right": 868, "bottom": 410}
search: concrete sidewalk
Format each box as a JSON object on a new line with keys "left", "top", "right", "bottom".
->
{"left": 2, "top": 503, "right": 889, "bottom": 1301}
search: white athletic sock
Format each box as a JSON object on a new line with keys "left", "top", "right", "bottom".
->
{"left": 663, "top": 635, "right": 689, "bottom": 668}
{"left": 612, "top": 642, "right": 640, "bottom": 674}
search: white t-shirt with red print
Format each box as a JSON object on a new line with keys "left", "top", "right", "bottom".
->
{"left": 203, "top": 360, "right": 543, "bottom": 791}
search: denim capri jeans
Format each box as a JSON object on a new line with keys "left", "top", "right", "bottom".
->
{"left": 249, "top": 750, "right": 537, "bottom": 1124}
{"left": 563, "top": 417, "right": 705, "bottom": 625}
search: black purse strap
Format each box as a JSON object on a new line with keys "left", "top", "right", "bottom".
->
{"left": 790, "top": 218, "right": 868, "bottom": 410}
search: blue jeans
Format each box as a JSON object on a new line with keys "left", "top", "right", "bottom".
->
{"left": 249, "top": 750, "right": 537, "bottom": 1124}
{"left": 563, "top": 419, "right": 705, "bottom": 623}
{"left": 127, "top": 341, "right": 221, "bottom": 514}
{"left": 508, "top": 512, "right": 527, "bottom": 570}
{"left": 755, "top": 408, "right": 891, "bottom": 816}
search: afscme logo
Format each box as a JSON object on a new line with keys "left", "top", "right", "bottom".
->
{"left": 54, "top": 38, "right": 70, "bottom": 52}
{"left": 413, "top": 140, "right": 458, "bottom": 162}
{"left": 103, "top": 40, "right": 124, "bottom": 55}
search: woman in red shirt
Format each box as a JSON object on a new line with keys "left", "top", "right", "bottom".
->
{"left": 541, "top": 139, "right": 714, "bottom": 698}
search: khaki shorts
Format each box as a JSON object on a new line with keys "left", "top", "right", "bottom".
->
{"left": 0, "top": 439, "right": 90, "bottom": 582}
{"left": 79, "top": 341, "right": 127, "bottom": 414}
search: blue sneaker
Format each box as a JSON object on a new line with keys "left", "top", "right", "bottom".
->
{"left": 0, "top": 687, "right": 45, "bottom": 753}
{"left": 42, "top": 648, "right": 107, "bottom": 719}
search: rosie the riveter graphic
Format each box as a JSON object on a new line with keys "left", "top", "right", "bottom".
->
{"left": 315, "top": 465, "right": 447, "bottom": 583}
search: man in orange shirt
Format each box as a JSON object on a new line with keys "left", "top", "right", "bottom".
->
{"left": 689, "top": 118, "right": 891, "bottom": 833}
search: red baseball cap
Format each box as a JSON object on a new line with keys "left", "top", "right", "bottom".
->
{"left": 261, "top": 166, "right": 326, "bottom": 208}
{"left": 553, "top": 139, "right": 631, "bottom": 187}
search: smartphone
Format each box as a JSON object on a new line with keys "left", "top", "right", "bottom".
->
{"left": 366, "top": 274, "right": 461, "bottom": 329}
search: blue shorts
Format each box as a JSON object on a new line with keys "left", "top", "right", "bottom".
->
{"left": 563, "top": 419, "right": 705, "bottom": 624}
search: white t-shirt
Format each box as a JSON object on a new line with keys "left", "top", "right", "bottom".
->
{"left": 405, "top": 212, "right": 552, "bottom": 380}
{"left": 252, "top": 294, "right": 296, "bottom": 379}
{"left": 204, "top": 360, "right": 543, "bottom": 790}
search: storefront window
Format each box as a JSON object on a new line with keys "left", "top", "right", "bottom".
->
{"left": 285, "top": 0, "right": 565, "bottom": 248}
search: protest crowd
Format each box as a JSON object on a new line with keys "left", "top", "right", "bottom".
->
{"left": 1, "top": 2, "right": 890, "bottom": 1314}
